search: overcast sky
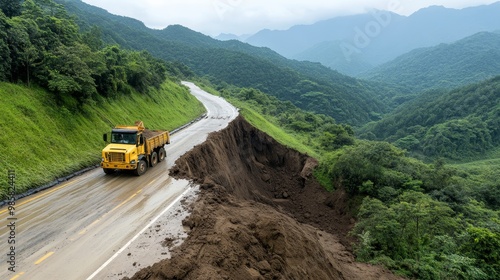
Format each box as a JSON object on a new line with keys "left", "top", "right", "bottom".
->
{"left": 81, "top": 0, "right": 498, "bottom": 36}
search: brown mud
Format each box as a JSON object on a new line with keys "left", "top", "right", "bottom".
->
{"left": 124, "top": 116, "right": 402, "bottom": 280}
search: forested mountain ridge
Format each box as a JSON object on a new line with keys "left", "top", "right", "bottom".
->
{"left": 244, "top": 2, "right": 500, "bottom": 75}
{"left": 54, "top": 0, "right": 398, "bottom": 125}
{"left": 359, "top": 76, "right": 500, "bottom": 160}
{"left": 360, "top": 31, "right": 500, "bottom": 92}
{"left": 0, "top": 0, "right": 170, "bottom": 107}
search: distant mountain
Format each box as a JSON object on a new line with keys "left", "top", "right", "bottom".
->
{"left": 246, "top": 12, "right": 401, "bottom": 59}
{"left": 55, "top": 0, "right": 396, "bottom": 125}
{"left": 294, "top": 40, "right": 374, "bottom": 76}
{"left": 214, "top": 33, "right": 252, "bottom": 41}
{"left": 360, "top": 31, "right": 500, "bottom": 92}
{"left": 358, "top": 76, "right": 500, "bottom": 159}
{"left": 246, "top": 2, "right": 500, "bottom": 75}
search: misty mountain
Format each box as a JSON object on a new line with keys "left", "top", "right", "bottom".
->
{"left": 215, "top": 33, "right": 252, "bottom": 41}
{"left": 55, "top": 0, "right": 396, "bottom": 125}
{"left": 360, "top": 31, "right": 500, "bottom": 92}
{"left": 245, "top": 2, "right": 500, "bottom": 75}
{"left": 294, "top": 40, "right": 375, "bottom": 76}
{"left": 246, "top": 12, "right": 403, "bottom": 59}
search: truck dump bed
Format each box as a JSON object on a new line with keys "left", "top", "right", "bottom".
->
{"left": 143, "top": 129, "right": 170, "bottom": 154}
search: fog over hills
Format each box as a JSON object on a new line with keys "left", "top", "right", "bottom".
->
{"left": 360, "top": 31, "right": 500, "bottom": 92}
{"left": 236, "top": 2, "right": 500, "bottom": 75}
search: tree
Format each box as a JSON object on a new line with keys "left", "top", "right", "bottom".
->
{"left": 43, "top": 44, "right": 97, "bottom": 105}
{"left": 353, "top": 191, "right": 461, "bottom": 278}
{"left": 329, "top": 141, "right": 407, "bottom": 195}
{"left": 354, "top": 197, "right": 400, "bottom": 256}
{"left": 5, "top": 17, "right": 34, "bottom": 83}
{"left": 392, "top": 191, "right": 458, "bottom": 261}
{"left": 94, "top": 45, "right": 129, "bottom": 97}
{"left": 0, "top": 11, "right": 11, "bottom": 80}
{"left": 81, "top": 25, "right": 103, "bottom": 52}
{"left": 461, "top": 227, "right": 500, "bottom": 279}
{"left": 0, "top": 0, "right": 22, "bottom": 17}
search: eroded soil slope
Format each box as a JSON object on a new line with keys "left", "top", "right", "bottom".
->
{"left": 125, "top": 116, "right": 401, "bottom": 280}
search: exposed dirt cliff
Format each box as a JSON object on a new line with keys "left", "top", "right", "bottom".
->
{"left": 124, "top": 116, "right": 401, "bottom": 280}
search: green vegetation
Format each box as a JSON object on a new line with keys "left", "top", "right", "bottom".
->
{"left": 360, "top": 76, "right": 500, "bottom": 161}
{"left": 238, "top": 107, "right": 318, "bottom": 158}
{"left": 197, "top": 80, "right": 355, "bottom": 158}
{"left": 362, "top": 32, "right": 500, "bottom": 93}
{"left": 0, "top": 0, "right": 168, "bottom": 109}
{"left": 0, "top": 80, "right": 204, "bottom": 198}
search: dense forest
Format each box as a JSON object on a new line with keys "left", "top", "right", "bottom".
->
{"left": 359, "top": 76, "right": 500, "bottom": 160}
{"left": 361, "top": 32, "right": 500, "bottom": 92}
{"left": 0, "top": 0, "right": 173, "bottom": 109}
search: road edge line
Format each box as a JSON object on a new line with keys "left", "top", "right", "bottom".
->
{"left": 86, "top": 186, "right": 193, "bottom": 280}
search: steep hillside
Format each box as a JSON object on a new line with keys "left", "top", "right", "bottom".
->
{"left": 361, "top": 32, "right": 500, "bottom": 92}
{"left": 359, "top": 76, "right": 500, "bottom": 160}
{"left": 0, "top": 81, "right": 204, "bottom": 198}
{"left": 246, "top": 3, "right": 500, "bottom": 75}
{"left": 55, "top": 0, "right": 397, "bottom": 125}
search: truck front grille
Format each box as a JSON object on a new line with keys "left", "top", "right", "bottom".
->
{"left": 109, "top": 152, "right": 125, "bottom": 162}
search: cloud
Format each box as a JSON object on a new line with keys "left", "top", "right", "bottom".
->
{"left": 81, "top": 0, "right": 499, "bottom": 35}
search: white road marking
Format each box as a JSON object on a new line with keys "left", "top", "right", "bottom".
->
{"left": 86, "top": 186, "right": 193, "bottom": 280}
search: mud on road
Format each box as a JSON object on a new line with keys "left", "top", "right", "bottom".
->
{"left": 124, "top": 116, "right": 401, "bottom": 280}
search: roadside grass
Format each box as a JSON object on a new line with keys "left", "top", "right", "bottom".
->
{"left": 197, "top": 82, "right": 319, "bottom": 157}
{"left": 234, "top": 105, "right": 319, "bottom": 159}
{"left": 0, "top": 80, "right": 205, "bottom": 198}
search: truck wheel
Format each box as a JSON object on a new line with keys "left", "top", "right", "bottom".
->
{"left": 158, "top": 148, "right": 166, "bottom": 162}
{"left": 135, "top": 159, "right": 147, "bottom": 176}
{"left": 103, "top": 168, "right": 115, "bottom": 175}
{"left": 150, "top": 152, "right": 158, "bottom": 167}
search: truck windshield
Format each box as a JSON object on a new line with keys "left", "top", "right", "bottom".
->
{"left": 111, "top": 133, "right": 136, "bottom": 144}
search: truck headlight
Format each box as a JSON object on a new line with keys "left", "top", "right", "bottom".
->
{"left": 130, "top": 160, "right": 136, "bottom": 164}
{"left": 101, "top": 158, "right": 105, "bottom": 162}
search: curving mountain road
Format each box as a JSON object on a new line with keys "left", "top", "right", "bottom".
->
{"left": 0, "top": 82, "right": 238, "bottom": 280}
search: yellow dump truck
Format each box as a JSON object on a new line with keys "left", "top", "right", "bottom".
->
{"left": 101, "top": 121, "right": 170, "bottom": 175}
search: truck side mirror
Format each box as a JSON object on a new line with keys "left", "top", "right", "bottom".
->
{"left": 103, "top": 133, "right": 108, "bottom": 142}
{"left": 137, "top": 135, "right": 144, "bottom": 146}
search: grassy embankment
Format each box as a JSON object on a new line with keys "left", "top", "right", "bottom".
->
{"left": 0, "top": 80, "right": 205, "bottom": 198}
{"left": 198, "top": 84, "right": 318, "bottom": 158}
{"left": 197, "top": 83, "right": 334, "bottom": 187}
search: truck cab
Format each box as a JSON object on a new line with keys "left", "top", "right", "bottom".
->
{"left": 101, "top": 121, "right": 169, "bottom": 175}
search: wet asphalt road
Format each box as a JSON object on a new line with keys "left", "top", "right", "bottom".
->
{"left": 0, "top": 82, "right": 238, "bottom": 280}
